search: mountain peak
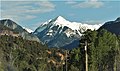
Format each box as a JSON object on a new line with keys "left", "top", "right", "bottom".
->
{"left": 54, "top": 16, "right": 67, "bottom": 22}
{"left": 0, "top": 19, "right": 18, "bottom": 29}
{"left": 40, "top": 16, "right": 101, "bottom": 31}
{"left": 56, "top": 16, "right": 65, "bottom": 20}
{"left": 1, "top": 19, "right": 15, "bottom": 22}
{"left": 115, "top": 17, "right": 120, "bottom": 22}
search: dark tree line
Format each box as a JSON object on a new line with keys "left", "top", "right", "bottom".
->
{"left": 68, "top": 29, "right": 120, "bottom": 71}
{"left": 0, "top": 29, "right": 120, "bottom": 71}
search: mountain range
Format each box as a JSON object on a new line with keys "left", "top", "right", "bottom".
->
{"left": 33, "top": 16, "right": 102, "bottom": 49}
{"left": 0, "top": 16, "right": 119, "bottom": 49}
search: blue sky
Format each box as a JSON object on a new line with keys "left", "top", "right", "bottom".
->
{"left": 1, "top": 0, "right": 120, "bottom": 30}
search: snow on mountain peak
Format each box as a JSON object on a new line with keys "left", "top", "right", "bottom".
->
{"left": 23, "top": 27, "right": 33, "bottom": 33}
{"left": 55, "top": 16, "right": 66, "bottom": 22}
{"left": 40, "top": 16, "right": 102, "bottom": 33}
{"left": 53, "top": 16, "right": 70, "bottom": 25}
{"left": 34, "top": 16, "right": 103, "bottom": 48}
{"left": 51, "top": 16, "right": 81, "bottom": 30}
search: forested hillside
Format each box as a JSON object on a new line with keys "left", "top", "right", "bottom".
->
{"left": 0, "top": 35, "right": 67, "bottom": 71}
{"left": 68, "top": 29, "right": 120, "bottom": 71}
{"left": 0, "top": 29, "right": 120, "bottom": 71}
{"left": 0, "top": 35, "right": 48, "bottom": 71}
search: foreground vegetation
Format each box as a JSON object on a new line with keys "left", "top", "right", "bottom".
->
{"left": 69, "top": 29, "right": 120, "bottom": 71}
{"left": 0, "top": 36, "right": 48, "bottom": 71}
{"left": 0, "top": 29, "right": 120, "bottom": 71}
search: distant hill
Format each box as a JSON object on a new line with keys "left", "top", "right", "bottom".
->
{"left": 98, "top": 17, "right": 120, "bottom": 35}
{"left": 0, "top": 19, "right": 40, "bottom": 42}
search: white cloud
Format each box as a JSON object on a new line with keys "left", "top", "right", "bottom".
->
{"left": 1, "top": 0, "right": 48, "bottom": 1}
{"left": 37, "top": 1, "right": 55, "bottom": 8}
{"left": 65, "top": 0, "right": 77, "bottom": 4}
{"left": 74, "top": 1, "right": 103, "bottom": 8}
{"left": 1, "top": 1, "right": 55, "bottom": 21}
{"left": 66, "top": 0, "right": 104, "bottom": 8}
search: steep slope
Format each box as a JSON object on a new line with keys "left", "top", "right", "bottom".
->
{"left": 0, "top": 35, "right": 48, "bottom": 71}
{"left": 0, "top": 19, "right": 40, "bottom": 42}
{"left": 34, "top": 16, "right": 102, "bottom": 48}
{"left": 98, "top": 17, "right": 120, "bottom": 35}
{"left": 23, "top": 27, "right": 33, "bottom": 33}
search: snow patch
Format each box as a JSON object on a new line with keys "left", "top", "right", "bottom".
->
{"left": 46, "top": 29, "right": 53, "bottom": 36}
{"left": 23, "top": 27, "right": 33, "bottom": 33}
{"left": 38, "top": 16, "right": 102, "bottom": 37}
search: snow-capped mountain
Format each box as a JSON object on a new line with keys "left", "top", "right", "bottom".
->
{"left": 23, "top": 27, "right": 33, "bottom": 33}
{"left": 34, "top": 16, "right": 102, "bottom": 49}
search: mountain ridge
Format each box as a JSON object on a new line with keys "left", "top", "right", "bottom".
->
{"left": 34, "top": 16, "right": 102, "bottom": 49}
{"left": 98, "top": 17, "right": 120, "bottom": 35}
{"left": 0, "top": 19, "right": 40, "bottom": 42}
